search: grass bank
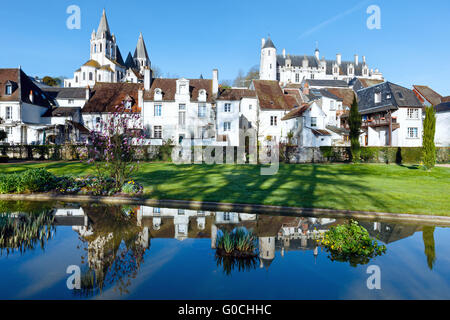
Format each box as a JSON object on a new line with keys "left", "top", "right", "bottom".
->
{"left": 0, "top": 161, "right": 449, "bottom": 216}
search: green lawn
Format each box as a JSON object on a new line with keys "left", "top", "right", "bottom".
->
{"left": 0, "top": 161, "right": 449, "bottom": 215}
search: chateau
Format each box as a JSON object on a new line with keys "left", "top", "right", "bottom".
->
{"left": 259, "top": 37, "right": 383, "bottom": 85}
{"left": 63, "top": 9, "right": 151, "bottom": 88}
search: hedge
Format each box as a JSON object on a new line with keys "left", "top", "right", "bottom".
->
{"left": 318, "top": 146, "right": 450, "bottom": 164}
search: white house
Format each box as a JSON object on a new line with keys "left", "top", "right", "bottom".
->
{"left": 355, "top": 82, "right": 424, "bottom": 147}
{"left": 142, "top": 70, "right": 218, "bottom": 146}
{"left": 282, "top": 101, "right": 332, "bottom": 147}
{"left": 434, "top": 102, "right": 450, "bottom": 146}
{"left": 0, "top": 68, "right": 53, "bottom": 144}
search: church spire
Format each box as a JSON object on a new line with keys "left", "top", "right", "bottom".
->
{"left": 133, "top": 32, "right": 149, "bottom": 60}
{"left": 96, "top": 9, "right": 112, "bottom": 40}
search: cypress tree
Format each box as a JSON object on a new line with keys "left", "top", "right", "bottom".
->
{"left": 348, "top": 94, "right": 362, "bottom": 162}
{"left": 422, "top": 106, "right": 436, "bottom": 169}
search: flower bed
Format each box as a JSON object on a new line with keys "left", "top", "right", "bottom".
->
{"left": 0, "top": 169, "right": 143, "bottom": 197}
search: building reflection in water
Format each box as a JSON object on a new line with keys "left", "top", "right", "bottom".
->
{"left": 0, "top": 203, "right": 427, "bottom": 295}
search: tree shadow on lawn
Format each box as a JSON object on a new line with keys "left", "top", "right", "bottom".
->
{"left": 135, "top": 163, "right": 390, "bottom": 213}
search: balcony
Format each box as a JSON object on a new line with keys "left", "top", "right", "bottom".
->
{"left": 361, "top": 117, "right": 400, "bottom": 130}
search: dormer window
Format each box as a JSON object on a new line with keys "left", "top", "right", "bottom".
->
{"left": 374, "top": 92, "right": 382, "bottom": 103}
{"left": 124, "top": 100, "right": 132, "bottom": 110}
{"left": 154, "top": 88, "right": 163, "bottom": 101}
{"left": 5, "top": 84, "right": 12, "bottom": 95}
{"left": 198, "top": 89, "right": 207, "bottom": 102}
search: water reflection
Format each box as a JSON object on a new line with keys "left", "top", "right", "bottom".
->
{"left": 0, "top": 201, "right": 444, "bottom": 298}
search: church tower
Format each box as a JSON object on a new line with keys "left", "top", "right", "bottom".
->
{"left": 259, "top": 37, "right": 277, "bottom": 81}
{"left": 90, "top": 9, "right": 118, "bottom": 65}
{"left": 133, "top": 32, "right": 151, "bottom": 74}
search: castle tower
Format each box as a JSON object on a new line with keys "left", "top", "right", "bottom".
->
{"left": 259, "top": 37, "right": 277, "bottom": 81}
{"left": 259, "top": 236, "right": 275, "bottom": 269}
{"left": 90, "top": 9, "right": 117, "bottom": 65}
{"left": 133, "top": 32, "right": 151, "bottom": 74}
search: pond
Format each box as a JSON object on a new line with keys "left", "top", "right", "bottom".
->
{"left": 0, "top": 200, "right": 449, "bottom": 300}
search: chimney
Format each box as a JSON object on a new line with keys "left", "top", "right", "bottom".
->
{"left": 336, "top": 53, "right": 342, "bottom": 65}
{"left": 303, "top": 83, "right": 310, "bottom": 95}
{"left": 282, "top": 48, "right": 286, "bottom": 58}
{"left": 29, "top": 90, "right": 34, "bottom": 104}
{"left": 362, "top": 56, "right": 366, "bottom": 64}
{"left": 138, "top": 88, "right": 143, "bottom": 110}
{"left": 212, "top": 69, "right": 219, "bottom": 97}
{"left": 144, "top": 67, "right": 151, "bottom": 91}
{"left": 85, "top": 86, "right": 90, "bottom": 100}
{"left": 354, "top": 54, "right": 359, "bottom": 66}
{"left": 261, "top": 38, "right": 266, "bottom": 48}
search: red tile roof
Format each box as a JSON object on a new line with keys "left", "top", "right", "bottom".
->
{"left": 253, "top": 80, "right": 292, "bottom": 110}
{"left": 413, "top": 85, "right": 443, "bottom": 106}
{"left": 82, "top": 82, "right": 143, "bottom": 113}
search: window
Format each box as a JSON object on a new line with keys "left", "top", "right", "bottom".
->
{"left": 374, "top": 92, "right": 381, "bottom": 103}
{"left": 154, "top": 126, "right": 162, "bottom": 139}
{"left": 295, "top": 74, "right": 299, "bottom": 82}
{"left": 249, "top": 104, "right": 252, "bottom": 110}
{"left": 407, "top": 127, "right": 418, "bottom": 138}
{"left": 224, "top": 103, "right": 231, "bottom": 112}
{"left": 75, "top": 76, "right": 78, "bottom": 83}
{"left": 154, "top": 104, "right": 162, "bottom": 116}
{"left": 330, "top": 100, "right": 335, "bottom": 110}
{"left": 83, "top": 72, "right": 86, "bottom": 81}
{"left": 310, "top": 117, "right": 317, "bottom": 127}
{"left": 407, "top": 108, "right": 419, "bottom": 119}
{"left": 5, "top": 84, "right": 12, "bottom": 95}
{"left": 311, "top": 74, "right": 315, "bottom": 79}
{"left": 198, "top": 104, "right": 206, "bottom": 117}
{"left": 179, "top": 104, "right": 186, "bottom": 110}
{"left": 98, "top": 74, "right": 101, "bottom": 81}
{"left": 89, "top": 72, "right": 93, "bottom": 81}
{"left": 5, "top": 106, "right": 12, "bottom": 120}
{"left": 6, "top": 127, "right": 13, "bottom": 135}
{"left": 270, "top": 116, "right": 277, "bottom": 126}
{"left": 68, "top": 99, "right": 74, "bottom": 105}
{"left": 179, "top": 111, "right": 186, "bottom": 126}
{"left": 153, "top": 207, "right": 161, "bottom": 214}
{"left": 223, "top": 122, "right": 231, "bottom": 131}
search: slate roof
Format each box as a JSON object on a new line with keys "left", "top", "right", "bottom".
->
{"left": 413, "top": 85, "right": 443, "bottom": 106}
{"left": 217, "top": 88, "right": 256, "bottom": 100}
{"left": 262, "top": 37, "right": 276, "bottom": 49}
{"left": 253, "top": 80, "right": 292, "bottom": 110}
{"left": 305, "top": 79, "right": 349, "bottom": 88}
{"left": 0, "top": 68, "right": 53, "bottom": 108}
{"left": 125, "top": 52, "right": 136, "bottom": 69}
{"left": 144, "top": 78, "right": 214, "bottom": 103}
{"left": 42, "top": 87, "right": 87, "bottom": 100}
{"left": 42, "top": 107, "right": 81, "bottom": 118}
{"left": 434, "top": 102, "right": 450, "bottom": 113}
{"left": 116, "top": 47, "right": 125, "bottom": 66}
{"left": 277, "top": 55, "right": 368, "bottom": 76}
{"left": 82, "top": 82, "right": 143, "bottom": 113}
{"left": 357, "top": 82, "right": 423, "bottom": 115}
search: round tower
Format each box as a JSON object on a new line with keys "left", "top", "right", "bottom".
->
{"left": 259, "top": 37, "right": 277, "bottom": 81}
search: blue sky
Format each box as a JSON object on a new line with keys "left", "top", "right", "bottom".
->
{"left": 1, "top": 0, "right": 449, "bottom": 95}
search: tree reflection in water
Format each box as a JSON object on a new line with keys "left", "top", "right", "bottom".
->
{"left": 0, "top": 202, "right": 55, "bottom": 256}
{"left": 73, "top": 205, "right": 149, "bottom": 297}
{"left": 422, "top": 226, "right": 436, "bottom": 270}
